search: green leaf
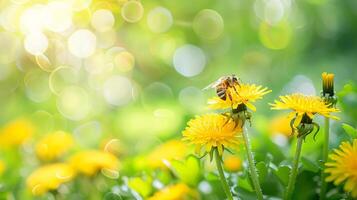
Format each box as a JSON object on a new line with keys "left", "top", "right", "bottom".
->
{"left": 128, "top": 177, "right": 153, "bottom": 198}
{"left": 273, "top": 165, "right": 291, "bottom": 186}
{"left": 342, "top": 123, "right": 357, "bottom": 139}
{"left": 237, "top": 176, "right": 254, "bottom": 192}
{"left": 256, "top": 161, "right": 268, "bottom": 183}
{"left": 171, "top": 155, "right": 201, "bottom": 186}
{"left": 301, "top": 157, "right": 320, "bottom": 173}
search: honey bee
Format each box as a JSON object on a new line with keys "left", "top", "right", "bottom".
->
{"left": 203, "top": 75, "right": 240, "bottom": 101}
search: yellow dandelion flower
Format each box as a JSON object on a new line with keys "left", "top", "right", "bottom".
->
{"left": 208, "top": 83, "right": 271, "bottom": 111}
{"left": 147, "top": 140, "right": 188, "bottom": 169}
{"left": 325, "top": 139, "right": 357, "bottom": 198}
{"left": 223, "top": 155, "right": 242, "bottom": 172}
{"left": 182, "top": 113, "right": 242, "bottom": 155}
{"left": 0, "top": 118, "right": 35, "bottom": 147}
{"left": 0, "top": 160, "right": 5, "bottom": 175}
{"left": 26, "top": 163, "right": 75, "bottom": 196}
{"left": 270, "top": 93, "right": 339, "bottom": 127}
{"left": 69, "top": 150, "right": 119, "bottom": 176}
{"left": 269, "top": 115, "right": 294, "bottom": 137}
{"left": 322, "top": 72, "right": 335, "bottom": 96}
{"left": 36, "top": 131, "right": 74, "bottom": 161}
{"left": 148, "top": 183, "right": 198, "bottom": 200}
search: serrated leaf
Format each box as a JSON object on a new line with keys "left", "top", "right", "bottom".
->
{"left": 171, "top": 155, "right": 201, "bottom": 186}
{"left": 342, "top": 123, "right": 357, "bottom": 138}
{"left": 273, "top": 165, "right": 290, "bottom": 186}
{"left": 301, "top": 157, "right": 320, "bottom": 173}
{"left": 256, "top": 161, "right": 268, "bottom": 183}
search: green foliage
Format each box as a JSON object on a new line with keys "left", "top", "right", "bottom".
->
{"left": 272, "top": 165, "right": 291, "bottom": 186}
{"left": 128, "top": 176, "right": 153, "bottom": 198}
{"left": 171, "top": 155, "right": 202, "bottom": 186}
{"left": 301, "top": 157, "right": 320, "bottom": 173}
{"left": 256, "top": 161, "right": 268, "bottom": 183}
{"left": 342, "top": 123, "right": 357, "bottom": 139}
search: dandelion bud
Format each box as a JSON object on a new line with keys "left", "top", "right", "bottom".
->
{"left": 322, "top": 72, "right": 335, "bottom": 97}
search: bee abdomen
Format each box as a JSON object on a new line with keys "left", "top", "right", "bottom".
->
{"left": 216, "top": 88, "right": 226, "bottom": 100}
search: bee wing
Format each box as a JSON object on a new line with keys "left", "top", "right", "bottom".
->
{"left": 202, "top": 81, "right": 220, "bottom": 90}
{"left": 202, "top": 76, "right": 227, "bottom": 90}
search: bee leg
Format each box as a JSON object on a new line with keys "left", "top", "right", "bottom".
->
{"left": 233, "top": 120, "right": 239, "bottom": 129}
{"left": 221, "top": 113, "right": 231, "bottom": 127}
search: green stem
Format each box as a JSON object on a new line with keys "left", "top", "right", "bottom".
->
{"left": 319, "top": 117, "right": 330, "bottom": 200}
{"left": 214, "top": 149, "right": 234, "bottom": 200}
{"left": 242, "top": 127, "right": 264, "bottom": 200}
{"left": 284, "top": 136, "right": 304, "bottom": 200}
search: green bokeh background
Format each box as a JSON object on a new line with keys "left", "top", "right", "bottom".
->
{"left": 0, "top": 0, "right": 357, "bottom": 199}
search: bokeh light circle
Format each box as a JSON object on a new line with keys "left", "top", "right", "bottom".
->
{"left": 105, "top": 47, "right": 135, "bottom": 72}
{"left": 147, "top": 7, "right": 173, "bottom": 33}
{"left": 0, "top": 5, "right": 21, "bottom": 32}
{"left": 121, "top": 1, "right": 144, "bottom": 23}
{"left": 254, "top": 0, "right": 292, "bottom": 25}
{"left": 179, "top": 86, "right": 205, "bottom": 112}
{"left": 68, "top": 29, "right": 96, "bottom": 58}
{"left": 103, "top": 76, "right": 133, "bottom": 106}
{"left": 49, "top": 66, "right": 79, "bottom": 95}
{"left": 20, "top": 4, "right": 48, "bottom": 34}
{"left": 141, "top": 82, "right": 173, "bottom": 108}
{"left": 96, "top": 30, "right": 117, "bottom": 49}
{"left": 35, "top": 54, "right": 54, "bottom": 72}
{"left": 74, "top": 121, "right": 102, "bottom": 147}
{"left": 91, "top": 9, "right": 115, "bottom": 32}
{"left": 56, "top": 86, "right": 90, "bottom": 120}
{"left": 173, "top": 44, "right": 206, "bottom": 77}
{"left": 0, "top": 32, "right": 19, "bottom": 64}
{"left": 84, "top": 52, "right": 112, "bottom": 74}
{"left": 24, "top": 70, "right": 51, "bottom": 102}
{"left": 70, "top": 0, "right": 92, "bottom": 11}
{"left": 193, "top": 9, "right": 224, "bottom": 40}
{"left": 114, "top": 51, "right": 135, "bottom": 72}
{"left": 46, "top": 1, "right": 73, "bottom": 32}
{"left": 24, "top": 32, "right": 49, "bottom": 56}
{"left": 101, "top": 168, "right": 120, "bottom": 179}
{"left": 259, "top": 21, "right": 292, "bottom": 50}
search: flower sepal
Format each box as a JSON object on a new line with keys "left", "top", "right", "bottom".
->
{"left": 290, "top": 114, "right": 320, "bottom": 140}
{"left": 321, "top": 95, "right": 338, "bottom": 108}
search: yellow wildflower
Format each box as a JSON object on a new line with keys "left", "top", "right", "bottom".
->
{"left": 147, "top": 140, "right": 188, "bottom": 168}
{"left": 36, "top": 131, "right": 74, "bottom": 161}
{"left": 182, "top": 113, "right": 241, "bottom": 155}
{"left": 69, "top": 150, "right": 119, "bottom": 176}
{"left": 325, "top": 139, "right": 357, "bottom": 198}
{"left": 0, "top": 118, "right": 35, "bottom": 147}
{"left": 0, "top": 160, "right": 5, "bottom": 175}
{"left": 148, "top": 183, "right": 198, "bottom": 200}
{"left": 223, "top": 155, "right": 242, "bottom": 172}
{"left": 269, "top": 115, "right": 293, "bottom": 137}
{"left": 26, "top": 163, "right": 75, "bottom": 196}
{"left": 270, "top": 93, "right": 339, "bottom": 127}
{"left": 208, "top": 83, "right": 271, "bottom": 111}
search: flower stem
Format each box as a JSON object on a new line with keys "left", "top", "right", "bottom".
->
{"left": 214, "top": 149, "right": 234, "bottom": 200}
{"left": 242, "top": 127, "right": 263, "bottom": 200}
{"left": 319, "top": 117, "right": 330, "bottom": 200}
{"left": 284, "top": 136, "right": 304, "bottom": 200}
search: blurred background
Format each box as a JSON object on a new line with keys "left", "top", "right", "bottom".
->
{"left": 0, "top": 0, "right": 357, "bottom": 199}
